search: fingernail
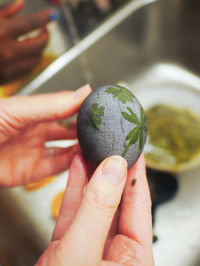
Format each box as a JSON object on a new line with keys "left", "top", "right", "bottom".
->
{"left": 73, "top": 84, "right": 92, "bottom": 101}
{"left": 50, "top": 11, "right": 57, "bottom": 21}
{"left": 101, "top": 156, "right": 127, "bottom": 185}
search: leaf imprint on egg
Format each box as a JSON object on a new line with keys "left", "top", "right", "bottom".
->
{"left": 106, "top": 85, "right": 134, "bottom": 104}
{"left": 87, "top": 103, "right": 105, "bottom": 130}
{"left": 122, "top": 106, "right": 147, "bottom": 156}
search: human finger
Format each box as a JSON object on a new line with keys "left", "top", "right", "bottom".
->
{"left": 103, "top": 208, "right": 120, "bottom": 256}
{"left": 45, "top": 144, "right": 79, "bottom": 157}
{"left": 2, "top": 10, "right": 55, "bottom": 39}
{"left": 52, "top": 154, "right": 87, "bottom": 241}
{"left": 0, "top": 0, "right": 24, "bottom": 19}
{"left": 60, "top": 156, "right": 127, "bottom": 265}
{"left": 45, "top": 121, "right": 77, "bottom": 141}
{"left": 17, "top": 27, "right": 48, "bottom": 59}
{"left": 30, "top": 145, "right": 79, "bottom": 184}
{"left": 0, "top": 56, "right": 40, "bottom": 83}
{"left": 105, "top": 154, "right": 154, "bottom": 265}
{"left": 1, "top": 28, "right": 49, "bottom": 63}
{"left": 95, "top": 0, "right": 111, "bottom": 12}
{"left": 119, "top": 154, "right": 152, "bottom": 246}
{"left": 0, "top": 85, "right": 91, "bottom": 139}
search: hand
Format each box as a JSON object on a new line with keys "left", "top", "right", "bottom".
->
{"left": 0, "top": 84, "right": 91, "bottom": 187}
{"left": 94, "top": 0, "right": 111, "bottom": 11}
{"left": 36, "top": 154, "right": 154, "bottom": 266}
{"left": 0, "top": 0, "right": 55, "bottom": 83}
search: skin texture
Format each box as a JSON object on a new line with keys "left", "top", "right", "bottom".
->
{"left": 36, "top": 154, "right": 154, "bottom": 266}
{"left": 0, "top": 1, "right": 52, "bottom": 83}
{"left": 0, "top": 84, "right": 92, "bottom": 187}
{"left": 0, "top": 83, "right": 153, "bottom": 265}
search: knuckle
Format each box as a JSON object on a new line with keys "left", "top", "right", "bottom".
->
{"left": 111, "top": 234, "right": 145, "bottom": 266}
{"left": 85, "top": 187, "right": 119, "bottom": 217}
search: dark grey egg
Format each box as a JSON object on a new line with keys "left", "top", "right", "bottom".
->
{"left": 77, "top": 85, "right": 147, "bottom": 168}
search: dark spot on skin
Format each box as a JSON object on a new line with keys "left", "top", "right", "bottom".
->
{"left": 131, "top": 179, "right": 137, "bottom": 186}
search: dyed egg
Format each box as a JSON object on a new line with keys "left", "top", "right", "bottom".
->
{"left": 77, "top": 85, "right": 147, "bottom": 168}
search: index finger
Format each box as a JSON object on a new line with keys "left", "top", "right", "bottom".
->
{"left": 119, "top": 154, "right": 152, "bottom": 246}
{"left": 2, "top": 84, "right": 92, "bottom": 122}
{"left": 0, "top": 0, "right": 24, "bottom": 19}
{"left": 0, "top": 85, "right": 91, "bottom": 144}
{"left": 3, "top": 10, "right": 55, "bottom": 38}
{"left": 52, "top": 154, "right": 87, "bottom": 241}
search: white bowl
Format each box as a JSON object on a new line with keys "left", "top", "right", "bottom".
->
{"left": 131, "top": 63, "right": 200, "bottom": 172}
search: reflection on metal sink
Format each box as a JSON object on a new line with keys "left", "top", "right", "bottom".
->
{"left": 19, "top": 0, "right": 200, "bottom": 95}
{"left": 1, "top": 0, "right": 200, "bottom": 265}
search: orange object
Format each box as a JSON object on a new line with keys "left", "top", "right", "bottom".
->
{"left": 51, "top": 191, "right": 65, "bottom": 219}
{"left": 24, "top": 176, "right": 55, "bottom": 191}
{"left": 0, "top": 55, "right": 56, "bottom": 97}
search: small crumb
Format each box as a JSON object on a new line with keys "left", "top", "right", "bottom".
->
{"left": 132, "top": 179, "right": 137, "bottom": 186}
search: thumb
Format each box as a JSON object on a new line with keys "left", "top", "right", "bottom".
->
{"left": 61, "top": 156, "right": 127, "bottom": 265}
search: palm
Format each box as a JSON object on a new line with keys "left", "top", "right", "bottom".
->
{"left": 0, "top": 122, "right": 77, "bottom": 187}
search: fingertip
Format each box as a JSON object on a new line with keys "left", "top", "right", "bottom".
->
{"left": 12, "top": 0, "right": 25, "bottom": 10}
{"left": 110, "top": 155, "right": 128, "bottom": 167}
{"left": 95, "top": 155, "right": 128, "bottom": 185}
{"left": 138, "top": 152, "right": 145, "bottom": 165}
{"left": 50, "top": 11, "right": 57, "bottom": 21}
{"left": 40, "top": 26, "right": 49, "bottom": 34}
{"left": 71, "top": 153, "right": 85, "bottom": 170}
{"left": 102, "top": 156, "right": 128, "bottom": 176}
{"left": 10, "top": 0, "right": 25, "bottom": 8}
{"left": 135, "top": 153, "right": 146, "bottom": 176}
{"left": 73, "top": 153, "right": 91, "bottom": 178}
{"left": 0, "top": 0, "right": 25, "bottom": 19}
{"left": 35, "top": 9, "right": 56, "bottom": 24}
{"left": 68, "top": 153, "right": 87, "bottom": 188}
{"left": 73, "top": 84, "right": 92, "bottom": 102}
{"left": 129, "top": 153, "right": 146, "bottom": 174}
{"left": 39, "top": 26, "right": 49, "bottom": 42}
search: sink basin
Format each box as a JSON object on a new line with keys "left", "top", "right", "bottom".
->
{"left": 1, "top": 0, "right": 200, "bottom": 265}
{"left": 19, "top": 0, "right": 200, "bottom": 95}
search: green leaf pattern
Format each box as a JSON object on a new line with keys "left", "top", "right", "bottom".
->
{"left": 106, "top": 85, "right": 134, "bottom": 104}
{"left": 87, "top": 103, "right": 105, "bottom": 130}
{"left": 86, "top": 85, "right": 146, "bottom": 156}
{"left": 122, "top": 106, "right": 147, "bottom": 157}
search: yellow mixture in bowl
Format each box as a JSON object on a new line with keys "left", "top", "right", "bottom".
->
{"left": 145, "top": 104, "right": 200, "bottom": 169}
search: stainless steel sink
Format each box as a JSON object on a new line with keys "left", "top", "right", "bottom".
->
{"left": 19, "top": 0, "right": 200, "bottom": 95}
{"left": 1, "top": 0, "right": 200, "bottom": 265}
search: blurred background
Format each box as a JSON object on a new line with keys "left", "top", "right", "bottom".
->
{"left": 0, "top": 0, "right": 200, "bottom": 265}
